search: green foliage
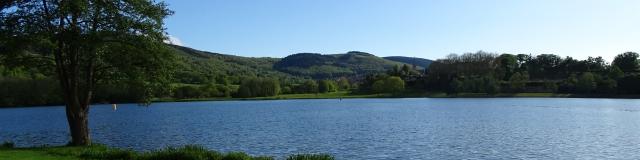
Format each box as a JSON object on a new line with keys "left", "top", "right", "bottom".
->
{"left": 292, "top": 80, "right": 319, "bottom": 94}
{"left": 79, "top": 145, "right": 279, "bottom": 160}
{"left": 336, "top": 77, "right": 351, "bottom": 90}
{"left": 527, "top": 54, "right": 563, "bottom": 79}
{"left": 138, "top": 145, "right": 223, "bottom": 160}
{"left": 508, "top": 72, "right": 528, "bottom": 92}
{"left": 482, "top": 76, "right": 500, "bottom": 94}
{"left": 318, "top": 80, "right": 338, "bottom": 93}
{"left": 386, "top": 76, "right": 406, "bottom": 93}
{"left": 372, "top": 76, "right": 405, "bottom": 93}
{"left": 449, "top": 78, "right": 463, "bottom": 94}
{"left": 496, "top": 54, "right": 518, "bottom": 81}
{"left": 428, "top": 51, "right": 498, "bottom": 78}
{"left": 2, "top": 145, "right": 335, "bottom": 160}
{"left": 78, "top": 145, "right": 136, "bottom": 160}
{"left": 383, "top": 56, "right": 433, "bottom": 69}
{"left": 576, "top": 72, "right": 596, "bottom": 93}
{"left": 0, "top": 77, "right": 62, "bottom": 107}
{"left": 617, "top": 75, "right": 640, "bottom": 94}
{"left": 613, "top": 52, "right": 639, "bottom": 73}
{"left": 0, "top": 0, "right": 177, "bottom": 104}
{"left": 93, "top": 82, "right": 157, "bottom": 104}
{"left": 170, "top": 45, "right": 303, "bottom": 85}
{"left": 608, "top": 66, "right": 624, "bottom": 79}
{"left": 372, "top": 80, "right": 386, "bottom": 93}
{"left": 236, "top": 78, "right": 281, "bottom": 98}
{"left": 544, "top": 81, "right": 559, "bottom": 92}
{"left": 450, "top": 75, "right": 500, "bottom": 94}
{"left": 426, "top": 51, "right": 640, "bottom": 95}
{"left": 286, "top": 154, "right": 334, "bottom": 160}
{"left": 174, "top": 85, "right": 204, "bottom": 99}
{"left": 1, "top": 141, "right": 14, "bottom": 148}
{"left": 597, "top": 78, "right": 617, "bottom": 93}
{"left": 274, "top": 52, "right": 407, "bottom": 79}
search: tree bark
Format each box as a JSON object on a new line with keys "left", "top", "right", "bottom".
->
{"left": 65, "top": 102, "right": 90, "bottom": 146}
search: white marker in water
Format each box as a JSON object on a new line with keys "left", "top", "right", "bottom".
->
{"left": 112, "top": 104, "right": 117, "bottom": 111}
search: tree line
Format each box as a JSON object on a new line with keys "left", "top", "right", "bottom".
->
{"left": 423, "top": 51, "right": 640, "bottom": 94}
{"left": 3, "top": 51, "right": 640, "bottom": 107}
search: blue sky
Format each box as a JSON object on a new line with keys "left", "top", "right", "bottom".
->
{"left": 163, "top": 0, "right": 640, "bottom": 61}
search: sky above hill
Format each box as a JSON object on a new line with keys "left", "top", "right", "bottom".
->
{"left": 163, "top": 0, "right": 640, "bottom": 61}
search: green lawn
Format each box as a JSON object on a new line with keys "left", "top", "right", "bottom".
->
{"left": 156, "top": 91, "right": 585, "bottom": 103}
{"left": 0, "top": 146, "right": 83, "bottom": 160}
{"left": 0, "top": 144, "right": 334, "bottom": 160}
{"left": 158, "top": 91, "right": 387, "bottom": 102}
{"left": 262, "top": 91, "right": 384, "bottom": 99}
{"left": 0, "top": 150, "right": 74, "bottom": 160}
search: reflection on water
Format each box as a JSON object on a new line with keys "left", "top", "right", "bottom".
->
{"left": 1, "top": 98, "right": 640, "bottom": 159}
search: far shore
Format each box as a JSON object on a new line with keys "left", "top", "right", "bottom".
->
{"left": 2, "top": 91, "right": 640, "bottom": 108}
{"left": 158, "top": 91, "right": 640, "bottom": 103}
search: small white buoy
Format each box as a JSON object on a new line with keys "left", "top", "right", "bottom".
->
{"left": 112, "top": 104, "right": 117, "bottom": 111}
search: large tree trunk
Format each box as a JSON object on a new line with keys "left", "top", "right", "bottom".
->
{"left": 65, "top": 103, "right": 90, "bottom": 146}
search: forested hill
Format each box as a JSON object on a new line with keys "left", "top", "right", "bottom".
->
{"left": 171, "top": 46, "right": 432, "bottom": 80}
{"left": 383, "top": 56, "right": 433, "bottom": 69}
{"left": 273, "top": 51, "right": 422, "bottom": 79}
{"left": 169, "top": 45, "right": 300, "bottom": 84}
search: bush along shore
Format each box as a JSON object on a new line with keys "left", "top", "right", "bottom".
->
{"left": 0, "top": 142, "right": 333, "bottom": 160}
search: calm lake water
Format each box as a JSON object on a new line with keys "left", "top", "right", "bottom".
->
{"left": 2, "top": 98, "right": 640, "bottom": 159}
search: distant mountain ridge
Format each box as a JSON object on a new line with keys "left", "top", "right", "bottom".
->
{"left": 169, "top": 45, "right": 433, "bottom": 80}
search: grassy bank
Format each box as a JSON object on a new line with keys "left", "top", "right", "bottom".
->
{"left": 0, "top": 142, "right": 333, "bottom": 160}
{"left": 154, "top": 91, "right": 640, "bottom": 104}
{"left": 5, "top": 91, "right": 638, "bottom": 108}
{"left": 156, "top": 91, "right": 387, "bottom": 102}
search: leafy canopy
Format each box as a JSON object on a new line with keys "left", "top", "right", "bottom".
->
{"left": 0, "top": 0, "right": 175, "bottom": 103}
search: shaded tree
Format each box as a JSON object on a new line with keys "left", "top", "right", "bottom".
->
{"left": 336, "top": 77, "right": 351, "bottom": 90}
{"left": 608, "top": 66, "right": 624, "bottom": 80}
{"left": 508, "top": 72, "right": 528, "bottom": 92}
{"left": 449, "top": 78, "right": 463, "bottom": 94}
{"left": 293, "top": 80, "right": 318, "bottom": 94}
{"left": 236, "top": 77, "right": 280, "bottom": 98}
{"left": 372, "top": 76, "right": 405, "bottom": 93}
{"left": 0, "top": 0, "right": 174, "bottom": 145}
{"left": 597, "top": 78, "right": 617, "bottom": 94}
{"left": 384, "top": 76, "right": 405, "bottom": 93}
{"left": 577, "top": 72, "right": 596, "bottom": 93}
{"left": 618, "top": 75, "right": 640, "bottom": 94}
{"left": 527, "top": 54, "right": 562, "bottom": 79}
{"left": 318, "top": 80, "right": 338, "bottom": 93}
{"left": 496, "top": 54, "right": 517, "bottom": 81}
{"left": 612, "top": 52, "right": 639, "bottom": 73}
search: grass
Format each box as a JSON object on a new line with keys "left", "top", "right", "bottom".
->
{"left": 155, "top": 91, "right": 387, "bottom": 102}
{"left": 0, "top": 142, "right": 333, "bottom": 160}
{"left": 439, "top": 92, "right": 571, "bottom": 98}
{"left": 153, "top": 90, "right": 640, "bottom": 104}
{"left": 262, "top": 91, "right": 383, "bottom": 99}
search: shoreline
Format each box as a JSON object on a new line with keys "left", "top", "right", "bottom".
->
{"left": 0, "top": 143, "right": 332, "bottom": 160}
{"left": 161, "top": 92, "right": 640, "bottom": 102}
{"left": 3, "top": 92, "right": 640, "bottom": 108}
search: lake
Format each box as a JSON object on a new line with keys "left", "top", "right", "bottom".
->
{"left": 2, "top": 98, "right": 640, "bottom": 159}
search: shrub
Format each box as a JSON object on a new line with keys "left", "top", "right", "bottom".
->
{"left": 174, "top": 85, "right": 204, "bottom": 99}
{"left": 318, "top": 80, "right": 338, "bottom": 93}
{"left": 220, "top": 152, "right": 255, "bottom": 160}
{"left": 79, "top": 147, "right": 136, "bottom": 160}
{"left": 235, "top": 78, "right": 281, "bottom": 98}
{"left": 139, "top": 145, "right": 222, "bottom": 160}
{"left": 1, "top": 141, "right": 14, "bottom": 148}
{"left": 577, "top": 72, "right": 596, "bottom": 93}
{"left": 372, "top": 76, "right": 405, "bottom": 94}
